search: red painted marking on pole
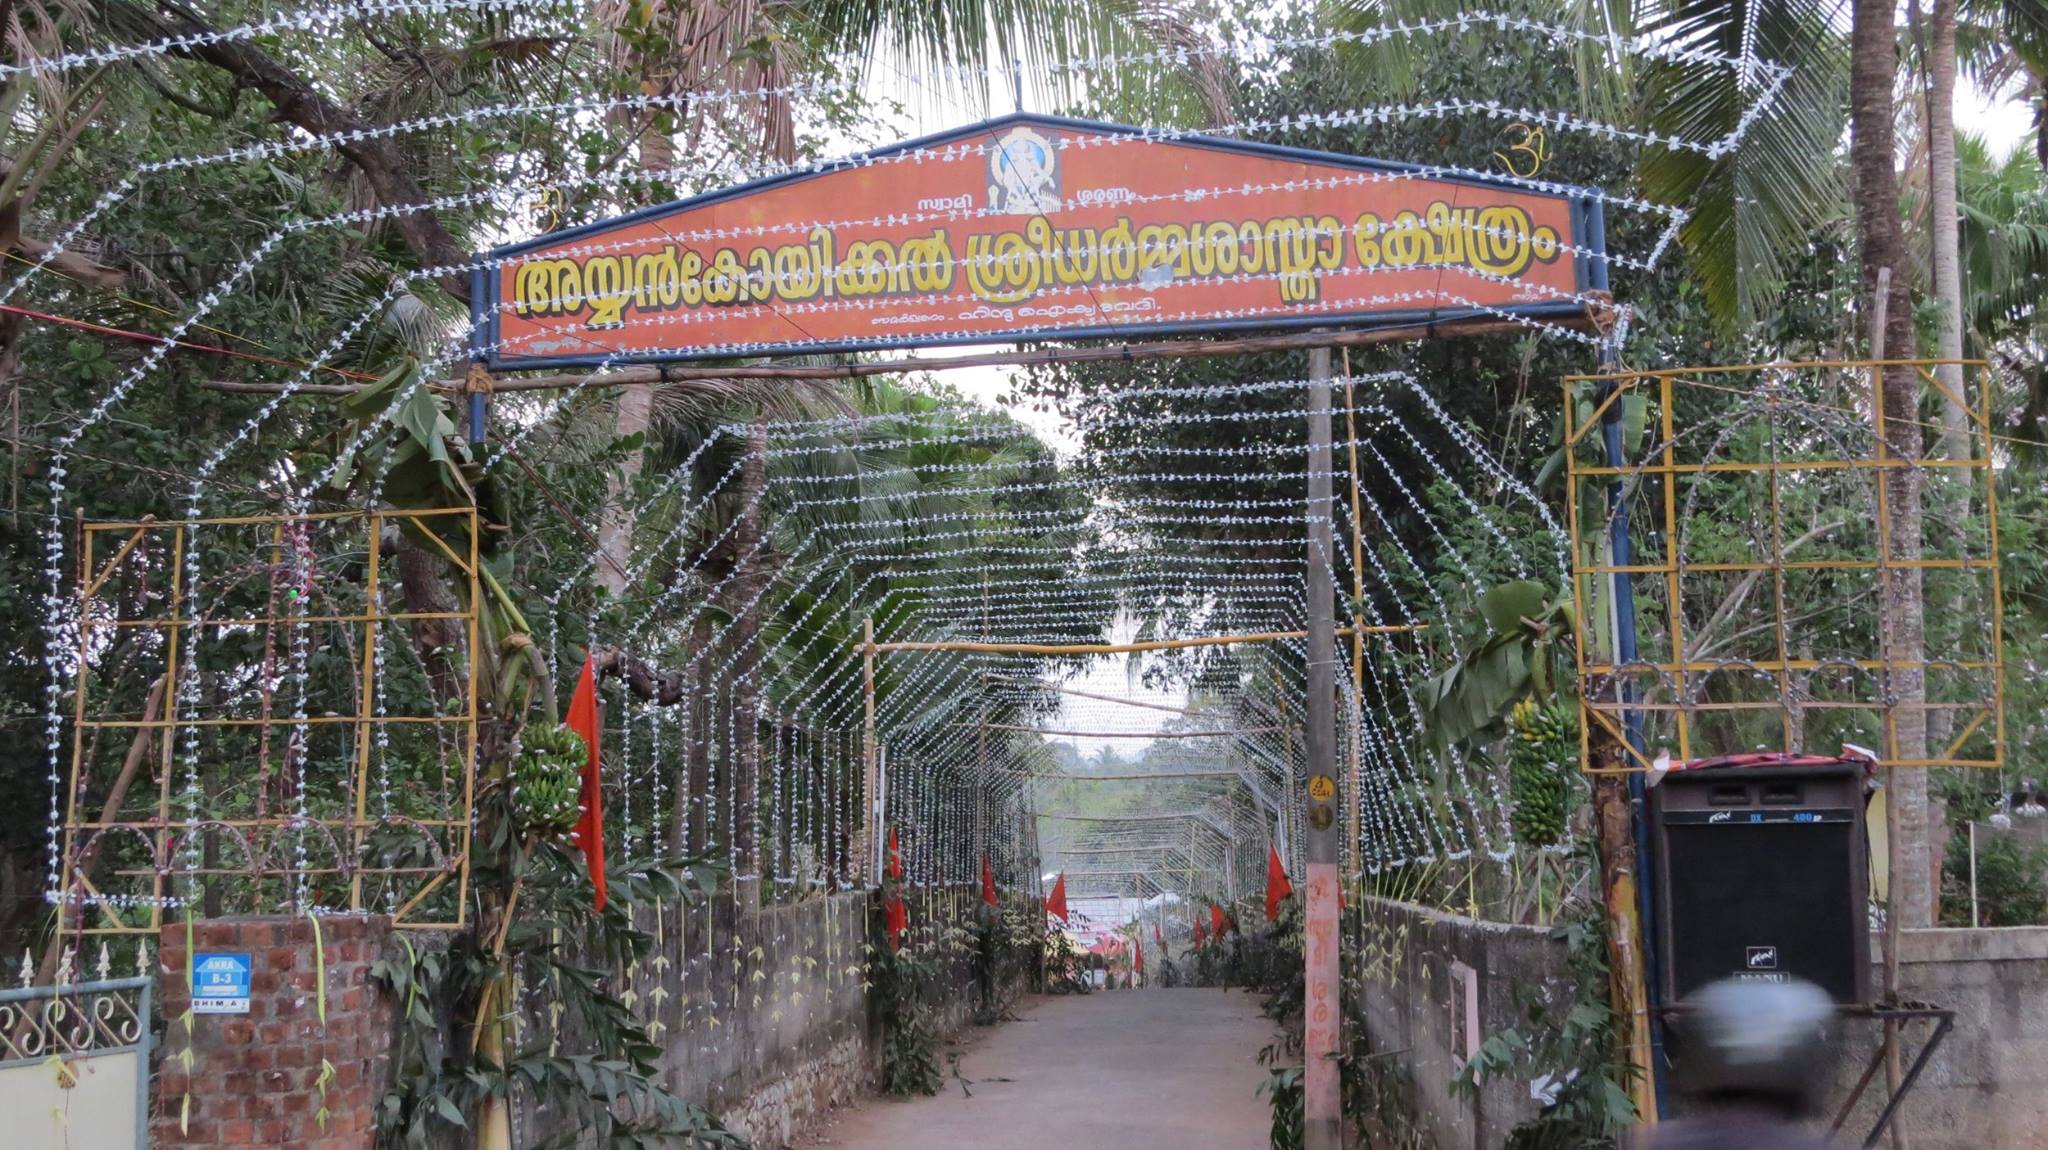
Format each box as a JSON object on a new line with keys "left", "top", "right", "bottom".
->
{"left": 1303, "top": 861, "right": 1342, "bottom": 1118}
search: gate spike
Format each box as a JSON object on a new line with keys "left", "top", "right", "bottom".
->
{"left": 18, "top": 950, "right": 31, "bottom": 988}
{"left": 96, "top": 942, "right": 111, "bottom": 981}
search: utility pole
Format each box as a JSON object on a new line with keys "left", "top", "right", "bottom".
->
{"left": 1303, "top": 345, "right": 1343, "bottom": 1150}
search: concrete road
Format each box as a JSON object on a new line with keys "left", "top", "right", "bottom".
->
{"left": 802, "top": 989, "right": 1275, "bottom": 1150}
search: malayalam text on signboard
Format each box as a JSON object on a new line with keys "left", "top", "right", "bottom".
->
{"left": 474, "top": 114, "right": 1601, "bottom": 367}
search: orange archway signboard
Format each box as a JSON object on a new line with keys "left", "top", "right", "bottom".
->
{"left": 471, "top": 113, "right": 1604, "bottom": 368}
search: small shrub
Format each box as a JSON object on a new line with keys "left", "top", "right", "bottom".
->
{"left": 871, "top": 941, "right": 944, "bottom": 1096}
{"left": 1941, "top": 830, "right": 2048, "bottom": 927}
{"left": 1256, "top": 1043, "right": 1304, "bottom": 1150}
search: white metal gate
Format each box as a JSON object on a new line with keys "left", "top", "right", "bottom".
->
{"left": 0, "top": 976, "right": 152, "bottom": 1149}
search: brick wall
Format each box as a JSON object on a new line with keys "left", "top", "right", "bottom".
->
{"left": 155, "top": 915, "right": 393, "bottom": 1149}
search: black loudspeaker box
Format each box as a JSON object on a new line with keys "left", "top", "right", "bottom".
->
{"left": 1649, "top": 763, "right": 1870, "bottom": 1005}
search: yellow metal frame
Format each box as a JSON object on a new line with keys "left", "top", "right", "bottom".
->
{"left": 1561, "top": 359, "right": 2004, "bottom": 774}
{"left": 60, "top": 507, "right": 479, "bottom": 934}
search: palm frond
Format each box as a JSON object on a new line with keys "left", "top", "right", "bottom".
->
{"left": 1635, "top": 0, "right": 1850, "bottom": 330}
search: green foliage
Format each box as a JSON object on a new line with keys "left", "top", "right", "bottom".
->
{"left": 869, "top": 938, "right": 946, "bottom": 1096}
{"left": 1256, "top": 1043, "right": 1305, "bottom": 1150}
{"left": 971, "top": 915, "right": 1003, "bottom": 1023}
{"left": 1942, "top": 830, "right": 2048, "bottom": 927}
{"left": 1249, "top": 897, "right": 1306, "bottom": 1036}
{"left": 1452, "top": 861, "right": 1638, "bottom": 1149}
{"left": 370, "top": 852, "right": 735, "bottom": 1149}
{"left": 1417, "top": 583, "right": 1576, "bottom": 752}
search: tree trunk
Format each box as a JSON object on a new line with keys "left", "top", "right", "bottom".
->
{"left": 590, "top": 1, "right": 683, "bottom": 600}
{"left": 1923, "top": 0, "right": 1967, "bottom": 900}
{"left": 594, "top": 385, "right": 654, "bottom": 597}
{"left": 395, "top": 538, "right": 466, "bottom": 705}
{"left": 143, "top": 2, "right": 471, "bottom": 297}
{"left": 1927, "top": 0, "right": 1964, "bottom": 414}
{"left": 1852, "top": 0, "right": 1934, "bottom": 928}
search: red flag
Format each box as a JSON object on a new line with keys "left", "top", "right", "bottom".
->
{"left": 565, "top": 654, "right": 607, "bottom": 911}
{"left": 1044, "top": 872, "right": 1068, "bottom": 921}
{"left": 886, "top": 895, "right": 908, "bottom": 952}
{"left": 1192, "top": 917, "right": 1206, "bottom": 946}
{"left": 981, "top": 854, "right": 999, "bottom": 906}
{"left": 1211, "top": 903, "right": 1227, "bottom": 938}
{"left": 1134, "top": 938, "right": 1144, "bottom": 974}
{"left": 884, "top": 827, "right": 906, "bottom": 951}
{"left": 1265, "top": 844, "right": 1294, "bottom": 922}
{"left": 1153, "top": 922, "right": 1164, "bottom": 945}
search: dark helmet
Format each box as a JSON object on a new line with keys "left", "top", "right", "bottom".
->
{"left": 1672, "top": 977, "right": 1836, "bottom": 1117}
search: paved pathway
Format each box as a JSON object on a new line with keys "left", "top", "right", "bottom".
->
{"left": 803, "top": 988, "right": 1275, "bottom": 1150}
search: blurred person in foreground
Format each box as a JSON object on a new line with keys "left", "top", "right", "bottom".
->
{"left": 1637, "top": 977, "right": 1841, "bottom": 1150}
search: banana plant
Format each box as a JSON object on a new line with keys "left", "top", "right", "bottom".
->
{"left": 329, "top": 359, "right": 732, "bottom": 1149}
{"left": 1414, "top": 580, "right": 1577, "bottom": 754}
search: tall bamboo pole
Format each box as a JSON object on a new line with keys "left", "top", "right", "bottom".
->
{"left": 977, "top": 576, "right": 989, "bottom": 875}
{"left": 861, "top": 617, "right": 878, "bottom": 886}
{"left": 871, "top": 625, "right": 1406, "bottom": 654}
{"left": 348, "top": 524, "right": 381, "bottom": 912}
{"left": 1342, "top": 351, "right": 1368, "bottom": 866}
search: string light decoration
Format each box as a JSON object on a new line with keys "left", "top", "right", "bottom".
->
{"left": 54, "top": 509, "right": 481, "bottom": 932}
{"left": 14, "top": 2, "right": 1833, "bottom": 1102}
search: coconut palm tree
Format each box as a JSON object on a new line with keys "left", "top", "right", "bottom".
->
{"left": 1329, "top": 0, "right": 1851, "bottom": 333}
{"left": 1959, "top": 0, "right": 2048, "bottom": 165}
{"left": 1850, "top": 0, "right": 1937, "bottom": 930}
{"left": 1956, "top": 135, "right": 2048, "bottom": 461}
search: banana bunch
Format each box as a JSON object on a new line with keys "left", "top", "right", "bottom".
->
{"left": 1508, "top": 698, "right": 1575, "bottom": 848}
{"left": 514, "top": 723, "right": 586, "bottom": 834}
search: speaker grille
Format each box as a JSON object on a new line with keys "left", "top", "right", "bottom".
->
{"left": 1651, "top": 764, "right": 1870, "bottom": 1005}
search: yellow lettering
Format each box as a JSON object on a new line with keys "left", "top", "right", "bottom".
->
{"left": 583, "top": 256, "right": 628, "bottom": 327}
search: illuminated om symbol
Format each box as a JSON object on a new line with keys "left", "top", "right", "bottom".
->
{"left": 1494, "top": 123, "right": 1550, "bottom": 179}
{"left": 535, "top": 186, "right": 567, "bottom": 230}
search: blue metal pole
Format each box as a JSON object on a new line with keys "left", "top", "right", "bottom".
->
{"left": 466, "top": 263, "right": 490, "bottom": 446}
{"left": 1583, "top": 193, "right": 1668, "bottom": 1118}
{"left": 1599, "top": 382, "right": 1670, "bottom": 1120}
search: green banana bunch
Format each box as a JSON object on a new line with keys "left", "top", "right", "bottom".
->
{"left": 514, "top": 723, "right": 586, "bottom": 834}
{"left": 1508, "top": 698, "right": 1575, "bottom": 848}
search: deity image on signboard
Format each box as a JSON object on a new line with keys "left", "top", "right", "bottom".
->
{"left": 987, "top": 126, "right": 1062, "bottom": 215}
